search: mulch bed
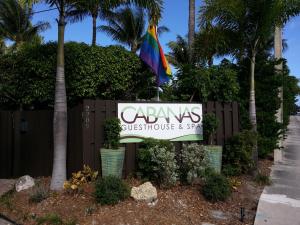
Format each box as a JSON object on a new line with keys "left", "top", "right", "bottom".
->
{"left": 0, "top": 158, "right": 273, "bottom": 225}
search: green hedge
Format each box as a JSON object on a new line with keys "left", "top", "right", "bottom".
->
{"left": 0, "top": 42, "right": 152, "bottom": 109}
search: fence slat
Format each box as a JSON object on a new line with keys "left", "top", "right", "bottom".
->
{"left": 0, "top": 112, "right": 13, "bottom": 178}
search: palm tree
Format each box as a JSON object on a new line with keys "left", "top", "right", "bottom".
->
{"left": 167, "top": 35, "right": 190, "bottom": 68}
{"left": 68, "top": 0, "right": 105, "bottom": 46}
{"left": 99, "top": 6, "right": 169, "bottom": 53}
{"left": 0, "top": 0, "right": 49, "bottom": 49}
{"left": 43, "top": 0, "right": 74, "bottom": 191}
{"left": 69, "top": 0, "right": 163, "bottom": 46}
{"left": 188, "top": 0, "right": 195, "bottom": 62}
{"left": 200, "top": 0, "right": 287, "bottom": 171}
{"left": 194, "top": 25, "right": 238, "bottom": 66}
{"left": 274, "top": 1, "right": 300, "bottom": 130}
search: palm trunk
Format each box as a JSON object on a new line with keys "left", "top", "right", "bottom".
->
{"left": 249, "top": 50, "right": 258, "bottom": 171}
{"left": 208, "top": 57, "right": 213, "bottom": 67}
{"left": 92, "top": 14, "right": 97, "bottom": 46}
{"left": 188, "top": 0, "right": 195, "bottom": 62}
{"left": 50, "top": 11, "right": 67, "bottom": 191}
{"left": 131, "top": 42, "right": 138, "bottom": 53}
{"left": 274, "top": 26, "right": 283, "bottom": 124}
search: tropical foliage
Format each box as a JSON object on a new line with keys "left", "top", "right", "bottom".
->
{"left": 69, "top": 0, "right": 163, "bottom": 46}
{"left": 99, "top": 6, "right": 168, "bottom": 52}
{"left": 0, "top": 42, "right": 149, "bottom": 109}
{"left": 0, "top": 0, "right": 49, "bottom": 49}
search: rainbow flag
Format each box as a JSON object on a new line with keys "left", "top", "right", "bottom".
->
{"left": 140, "top": 25, "right": 172, "bottom": 85}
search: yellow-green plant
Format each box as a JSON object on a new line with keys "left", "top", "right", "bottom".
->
{"left": 63, "top": 165, "right": 98, "bottom": 191}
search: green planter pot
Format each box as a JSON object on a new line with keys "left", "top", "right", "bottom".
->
{"left": 100, "top": 147, "right": 125, "bottom": 178}
{"left": 205, "top": 145, "right": 223, "bottom": 174}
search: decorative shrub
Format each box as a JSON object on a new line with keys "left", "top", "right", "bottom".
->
{"left": 203, "top": 113, "right": 219, "bottom": 144}
{"left": 94, "top": 176, "right": 130, "bottom": 205}
{"left": 222, "top": 130, "right": 256, "bottom": 175}
{"left": 63, "top": 165, "right": 98, "bottom": 191}
{"left": 29, "top": 182, "right": 50, "bottom": 203}
{"left": 180, "top": 143, "right": 208, "bottom": 184}
{"left": 254, "top": 173, "right": 272, "bottom": 186}
{"left": 137, "top": 139, "right": 172, "bottom": 180}
{"left": 103, "top": 118, "right": 122, "bottom": 149}
{"left": 202, "top": 172, "right": 231, "bottom": 202}
{"left": 137, "top": 138, "right": 178, "bottom": 188}
{"left": 222, "top": 164, "right": 242, "bottom": 177}
{"left": 150, "top": 145, "right": 178, "bottom": 188}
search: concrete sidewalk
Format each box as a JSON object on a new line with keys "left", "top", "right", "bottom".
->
{"left": 254, "top": 116, "right": 300, "bottom": 225}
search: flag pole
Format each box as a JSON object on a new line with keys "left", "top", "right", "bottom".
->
{"left": 155, "top": 24, "right": 160, "bottom": 102}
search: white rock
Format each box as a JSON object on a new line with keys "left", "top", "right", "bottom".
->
{"left": 15, "top": 175, "right": 35, "bottom": 192}
{"left": 131, "top": 182, "right": 157, "bottom": 203}
{"left": 147, "top": 199, "right": 158, "bottom": 207}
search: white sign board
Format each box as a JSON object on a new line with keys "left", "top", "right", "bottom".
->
{"left": 118, "top": 103, "right": 203, "bottom": 143}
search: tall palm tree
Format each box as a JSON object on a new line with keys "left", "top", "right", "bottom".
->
{"left": 274, "top": 25, "right": 284, "bottom": 154}
{"left": 42, "top": 0, "right": 74, "bottom": 191}
{"left": 188, "top": 0, "right": 195, "bottom": 62}
{"left": 68, "top": 0, "right": 105, "bottom": 46}
{"left": 0, "top": 0, "right": 49, "bottom": 49}
{"left": 274, "top": 1, "right": 300, "bottom": 130}
{"left": 200, "top": 0, "right": 286, "bottom": 171}
{"left": 69, "top": 0, "right": 163, "bottom": 46}
{"left": 99, "top": 6, "right": 169, "bottom": 53}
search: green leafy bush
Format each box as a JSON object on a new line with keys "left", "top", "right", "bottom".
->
{"left": 258, "top": 134, "right": 278, "bottom": 158}
{"left": 172, "top": 61, "right": 240, "bottom": 102}
{"left": 202, "top": 172, "right": 231, "bottom": 202}
{"left": 94, "top": 176, "right": 130, "bottom": 205}
{"left": 137, "top": 138, "right": 178, "bottom": 188}
{"left": 180, "top": 143, "right": 208, "bottom": 184}
{"left": 223, "top": 130, "right": 256, "bottom": 175}
{"left": 103, "top": 118, "right": 122, "bottom": 149}
{"left": 222, "top": 164, "right": 241, "bottom": 177}
{"left": 0, "top": 42, "right": 146, "bottom": 109}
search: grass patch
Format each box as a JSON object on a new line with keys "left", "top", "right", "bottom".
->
{"left": 36, "top": 213, "right": 63, "bottom": 225}
{"left": 35, "top": 214, "right": 77, "bottom": 225}
{"left": 254, "top": 173, "right": 272, "bottom": 186}
{"left": 0, "top": 189, "right": 15, "bottom": 210}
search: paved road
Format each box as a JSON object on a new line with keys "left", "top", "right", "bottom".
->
{"left": 255, "top": 116, "right": 300, "bottom": 225}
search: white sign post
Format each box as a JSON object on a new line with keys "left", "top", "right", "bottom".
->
{"left": 118, "top": 103, "right": 203, "bottom": 143}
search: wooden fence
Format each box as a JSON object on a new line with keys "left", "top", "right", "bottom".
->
{"left": 0, "top": 100, "right": 239, "bottom": 178}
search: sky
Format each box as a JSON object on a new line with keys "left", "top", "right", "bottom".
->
{"left": 32, "top": 0, "right": 300, "bottom": 104}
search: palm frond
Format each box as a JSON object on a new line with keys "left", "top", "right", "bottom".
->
{"left": 0, "top": 0, "right": 49, "bottom": 46}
